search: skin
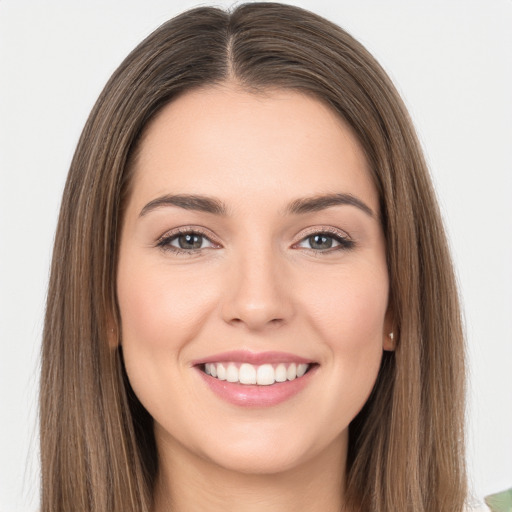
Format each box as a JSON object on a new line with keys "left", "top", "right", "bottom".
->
{"left": 117, "top": 83, "right": 394, "bottom": 512}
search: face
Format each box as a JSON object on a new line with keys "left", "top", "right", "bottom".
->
{"left": 117, "top": 85, "right": 393, "bottom": 476}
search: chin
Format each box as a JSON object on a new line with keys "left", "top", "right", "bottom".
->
{"left": 189, "top": 422, "right": 346, "bottom": 477}
{"left": 202, "top": 443, "right": 314, "bottom": 476}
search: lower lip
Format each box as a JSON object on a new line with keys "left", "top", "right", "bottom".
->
{"left": 196, "top": 366, "right": 317, "bottom": 407}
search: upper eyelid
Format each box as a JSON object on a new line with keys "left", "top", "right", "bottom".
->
{"left": 294, "top": 225, "right": 351, "bottom": 241}
{"left": 158, "top": 225, "right": 350, "bottom": 241}
{"left": 157, "top": 226, "right": 220, "bottom": 245}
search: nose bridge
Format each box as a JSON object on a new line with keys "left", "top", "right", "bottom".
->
{"left": 222, "top": 237, "right": 292, "bottom": 330}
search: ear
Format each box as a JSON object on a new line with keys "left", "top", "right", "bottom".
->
{"left": 382, "top": 305, "right": 396, "bottom": 352}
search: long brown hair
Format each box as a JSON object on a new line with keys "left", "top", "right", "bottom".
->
{"left": 41, "top": 3, "right": 466, "bottom": 511}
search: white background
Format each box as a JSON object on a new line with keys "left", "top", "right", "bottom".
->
{"left": 1, "top": 1, "right": 511, "bottom": 510}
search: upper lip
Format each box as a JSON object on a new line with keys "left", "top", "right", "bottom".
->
{"left": 191, "top": 350, "right": 315, "bottom": 366}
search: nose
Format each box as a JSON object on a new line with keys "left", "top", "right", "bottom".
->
{"left": 221, "top": 246, "right": 294, "bottom": 331}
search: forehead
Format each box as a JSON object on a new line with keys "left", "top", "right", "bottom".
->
{"left": 129, "top": 84, "right": 378, "bottom": 214}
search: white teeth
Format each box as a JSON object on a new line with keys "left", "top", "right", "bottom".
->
{"left": 286, "top": 363, "right": 297, "bottom": 381}
{"left": 297, "top": 363, "right": 308, "bottom": 377}
{"left": 203, "top": 361, "right": 311, "bottom": 385}
{"left": 275, "top": 364, "right": 287, "bottom": 382}
{"left": 216, "top": 363, "right": 226, "bottom": 380}
{"left": 226, "top": 363, "right": 239, "bottom": 383}
{"left": 256, "top": 364, "right": 275, "bottom": 385}
{"left": 239, "top": 363, "right": 257, "bottom": 384}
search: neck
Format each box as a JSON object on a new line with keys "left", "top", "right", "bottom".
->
{"left": 152, "top": 432, "right": 349, "bottom": 512}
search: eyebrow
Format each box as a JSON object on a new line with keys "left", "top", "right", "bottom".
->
{"left": 139, "top": 192, "right": 374, "bottom": 218}
{"left": 139, "top": 194, "right": 228, "bottom": 217}
{"left": 284, "top": 193, "right": 374, "bottom": 217}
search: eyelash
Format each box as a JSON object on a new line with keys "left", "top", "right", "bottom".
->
{"left": 294, "top": 227, "right": 355, "bottom": 253}
{"left": 156, "top": 227, "right": 219, "bottom": 256}
{"left": 156, "top": 226, "right": 354, "bottom": 256}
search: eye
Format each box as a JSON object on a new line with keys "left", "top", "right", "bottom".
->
{"left": 157, "top": 229, "right": 218, "bottom": 254}
{"left": 295, "top": 230, "right": 354, "bottom": 252}
{"left": 172, "top": 233, "right": 209, "bottom": 250}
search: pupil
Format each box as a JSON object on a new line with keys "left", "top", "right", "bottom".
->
{"left": 179, "top": 233, "right": 202, "bottom": 249}
{"left": 310, "top": 234, "right": 332, "bottom": 250}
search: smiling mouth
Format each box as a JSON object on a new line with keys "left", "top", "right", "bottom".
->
{"left": 201, "top": 362, "right": 314, "bottom": 386}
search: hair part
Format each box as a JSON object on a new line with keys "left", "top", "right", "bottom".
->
{"left": 41, "top": 3, "right": 466, "bottom": 511}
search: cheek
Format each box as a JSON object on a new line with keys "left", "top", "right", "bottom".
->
{"left": 302, "top": 265, "right": 388, "bottom": 400}
{"left": 117, "top": 260, "right": 217, "bottom": 350}
{"left": 305, "top": 265, "right": 389, "bottom": 348}
{"left": 115, "top": 257, "right": 220, "bottom": 415}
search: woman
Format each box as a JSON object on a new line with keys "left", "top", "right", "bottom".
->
{"left": 40, "top": 3, "right": 467, "bottom": 511}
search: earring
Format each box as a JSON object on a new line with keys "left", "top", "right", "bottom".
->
{"left": 389, "top": 332, "right": 394, "bottom": 340}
